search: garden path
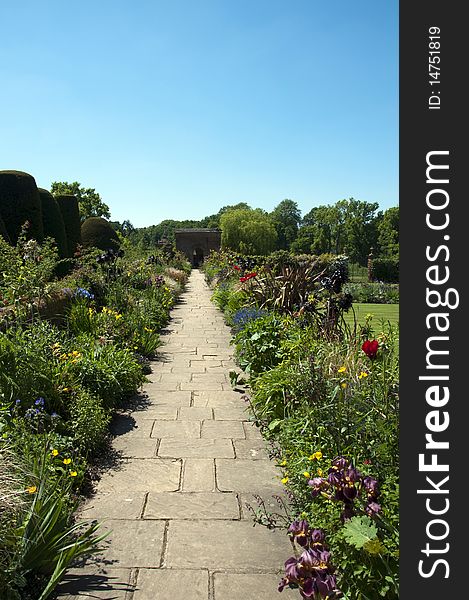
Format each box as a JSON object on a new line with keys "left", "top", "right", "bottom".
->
{"left": 57, "top": 269, "right": 296, "bottom": 600}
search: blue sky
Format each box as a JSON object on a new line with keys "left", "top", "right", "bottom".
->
{"left": 1, "top": 1, "right": 398, "bottom": 227}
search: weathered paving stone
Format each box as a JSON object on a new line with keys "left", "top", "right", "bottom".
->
{"left": 144, "top": 391, "right": 192, "bottom": 407}
{"left": 239, "top": 491, "right": 291, "bottom": 520}
{"left": 213, "top": 573, "right": 298, "bottom": 600}
{"left": 182, "top": 459, "right": 215, "bottom": 491}
{"left": 233, "top": 439, "right": 270, "bottom": 460}
{"left": 143, "top": 492, "right": 239, "bottom": 519}
{"left": 131, "top": 405, "right": 178, "bottom": 421}
{"left": 151, "top": 420, "right": 201, "bottom": 439}
{"left": 158, "top": 438, "right": 234, "bottom": 459}
{"left": 111, "top": 415, "right": 154, "bottom": 439}
{"left": 191, "top": 373, "right": 228, "bottom": 383}
{"left": 78, "top": 491, "right": 146, "bottom": 520}
{"left": 98, "top": 459, "right": 181, "bottom": 492}
{"left": 180, "top": 382, "right": 224, "bottom": 391}
{"left": 134, "top": 569, "right": 209, "bottom": 600}
{"left": 213, "top": 407, "right": 250, "bottom": 420}
{"left": 111, "top": 437, "right": 158, "bottom": 458}
{"left": 201, "top": 420, "right": 245, "bottom": 439}
{"left": 216, "top": 459, "right": 281, "bottom": 492}
{"left": 178, "top": 407, "right": 213, "bottom": 421}
{"left": 56, "top": 567, "right": 133, "bottom": 599}
{"left": 166, "top": 521, "right": 292, "bottom": 570}
{"left": 90, "top": 520, "right": 165, "bottom": 568}
{"left": 243, "top": 421, "right": 265, "bottom": 440}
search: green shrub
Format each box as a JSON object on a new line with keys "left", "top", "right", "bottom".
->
{"left": 0, "top": 170, "right": 44, "bottom": 244}
{"left": 38, "top": 189, "right": 68, "bottom": 259}
{"left": 372, "top": 257, "right": 399, "bottom": 283}
{"left": 73, "top": 337, "right": 146, "bottom": 408}
{"left": 0, "top": 213, "right": 10, "bottom": 243}
{"left": 54, "top": 195, "right": 81, "bottom": 258}
{"left": 81, "top": 217, "right": 121, "bottom": 251}
{"left": 68, "top": 389, "right": 110, "bottom": 455}
{"left": 344, "top": 282, "right": 399, "bottom": 304}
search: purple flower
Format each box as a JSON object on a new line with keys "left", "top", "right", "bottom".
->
{"left": 15, "top": 399, "right": 21, "bottom": 405}
{"left": 288, "top": 520, "right": 310, "bottom": 546}
{"left": 34, "top": 397, "right": 45, "bottom": 407}
{"left": 365, "top": 501, "right": 382, "bottom": 516}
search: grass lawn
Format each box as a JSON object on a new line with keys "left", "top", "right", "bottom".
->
{"left": 344, "top": 303, "right": 399, "bottom": 327}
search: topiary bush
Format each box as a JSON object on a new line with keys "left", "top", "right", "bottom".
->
{"left": 0, "top": 213, "right": 10, "bottom": 243}
{"left": 81, "top": 217, "right": 121, "bottom": 251}
{"left": 38, "top": 188, "right": 69, "bottom": 258}
{"left": 0, "top": 170, "right": 44, "bottom": 244}
{"left": 55, "top": 194, "right": 81, "bottom": 257}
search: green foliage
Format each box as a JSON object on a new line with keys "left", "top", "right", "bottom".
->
{"left": 81, "top": 217, "right": 121, "bottom": 251}
{"left": 0, "top": 171, "right": 44, "bottom": 245}
{"left": 344, "top": 282, "right": 399, "bottom": 304}
{"left": 54, "top": 195, "right": 81, "bottom": 258}
{"left": 372, "top": 257, "right": 399, "bottom": 283}
{"left": 270, "top": 199, "right": 301, "bottom": 250}
{"left": 233, "top": 313, "right": 287, "bottom": 376}
{"left": 220, "top": 207, "right": 278, "bottom": 255}
{"left": 50, "top": 182, "right": 110, "bottom": 223}
{"left": 68, "top": 390, "right": 110, "bottom": 455}
{"left": 37, "top": 189, "right": 68, "bottom": 259}
{"left": 0, "top": 213, "right": 11, "bottom": 243}
{"left": 376, "top": 206, "right": 399, "bottom": 259}
{"left": 342, "top": 516, "right": 378, "bottom": 550}
{"left": 73, "top": 336, "right": 146, "bottom": 408}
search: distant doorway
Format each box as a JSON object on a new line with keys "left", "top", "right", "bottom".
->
{"left": 192, "top": 247, "right": 204, "bottom": 267}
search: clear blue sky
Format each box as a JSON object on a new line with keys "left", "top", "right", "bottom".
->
{"left": 1, "top": 1, "right": 398, "bottom": 228}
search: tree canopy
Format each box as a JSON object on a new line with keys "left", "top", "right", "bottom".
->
{"left": 50, "top": 181, "right": 111, "bottom": 222}
{"left": 220, "top": 207, "right": 277, "bottom": 255}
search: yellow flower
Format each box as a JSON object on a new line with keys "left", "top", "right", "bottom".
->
{"left": 62, "top": 387, "right": 71, "bottom": 393}
{"left": 309, "top": 451, "right": 322, "bottom": 461}
{"left": 144, "top": 327, "right": 153, "bottom": 332}
{"left": 303, "top": 471, "right": 311, "bottom": 478}
{"left": 63, "top": 458, "right": 72, "bottom": 465}
{"left": 338, "top": 366, "right": 346, "bottom": 373}
{"left": 341, "top": 382, "right": 347, "bottom": 389}
{"left": 280, "top": 459, "right": 287, "bottom": 466}
{"left": 51, "top": 449, "right": 59, "bottom": 456}
{"left": 26, "top": 485, "right": 37, "bottom": 494}
{"left": 70, "top": 471, "right": 78, "bottom": 477}
{"left": 317, "top": 468, "right": 323, "bottom": 476}
{"left": 281, "top": 477, "right": 289, "bottom": 484}
{"left": 359, "top": 371, "right": 369, "bottom": 379}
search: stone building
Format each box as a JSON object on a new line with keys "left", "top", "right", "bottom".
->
{"left": 175, "top": 228, "right": 222, "bottom": 267}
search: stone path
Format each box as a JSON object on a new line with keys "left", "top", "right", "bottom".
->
{"left": 57, "top": 270, "right": 295, "bottom": 600}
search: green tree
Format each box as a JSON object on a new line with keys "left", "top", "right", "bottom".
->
{"left": 270, "top": 199, "right": 301, "bottom": 250}
{"left": 50, "top": 181, "right": 111, "bottom": 222}
{"left": 376, "top": 206, "right": 399, "bottom": 259}
{"left": 220, "top": 207, "right": 277, "bottom": 255}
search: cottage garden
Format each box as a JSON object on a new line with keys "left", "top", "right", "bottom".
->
{"left": 1, "top": 170, "right": 399, "bottom": 600}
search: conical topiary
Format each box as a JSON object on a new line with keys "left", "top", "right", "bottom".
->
{"left": 38, "top": 188, "right": 69, "bottom": 258}
{"left": 55, "top": 194, "right": 81, "bottom": 257}
{"left": 0, "top": 170, "right": 44, "bottom": 244}
{"left": 81, "top": 217, "right": 121, "bottom": 251}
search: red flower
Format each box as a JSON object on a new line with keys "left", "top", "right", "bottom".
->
{"left": 240, "top": 276, "right": 247, "bottom": 283}
{"left": 233, "top": 265, "right": 240, "bottom": 271}
{"left": 362, "top": 339, "right": 379, "bottom": 359}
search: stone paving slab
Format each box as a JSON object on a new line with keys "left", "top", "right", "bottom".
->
{"left": 201, "top": 420, "right": 245, "bottom": 439}
{"left": 233, "top": 439, "right": 270, "bottom": 460}
{"left": 90, "top": 520, "right": 165, "bottom": 568}
{"left": 98, "top": 459, "right": 182, "bottom": 492}
{"left": 134, "top": 569, "right": 209, "bottom": 600}
{"left": 182, "top": 458, "right": 215, "bottom": 491}
{"left": 112, "top": 437, "right": 158, "bottom": 459}
{"left": 165, "top": 521, "right": 293, "bottom": 570}
{"left": 213, "top": 573, "right": 298, "bottom": 600}
{"left": 178, "top": 407, "right": 213, "bottom": 421}
{"left": 158, "top": 438, "right": 234, "bottom": 459}
{"left": 131, "top": 406, "right": 178, "bottom": 421}
{"left": 56, "top": 567, "right": 133, "bottom": 599}
{"left": 79, "top": 491, "right": 146, "bottom": 520}
{"left": 216, "top": 459, "right": 280, "bottom": 492}
{"left": 151, "top": 420, "right": 201, "bottom": 439}
{"left": 143, "top": 492, "right": 239, "bottom": 520}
